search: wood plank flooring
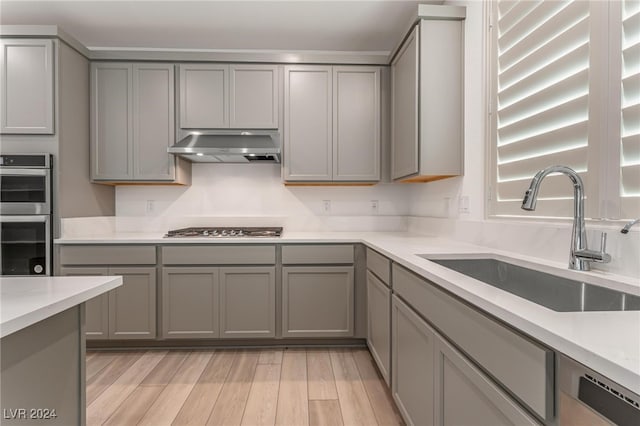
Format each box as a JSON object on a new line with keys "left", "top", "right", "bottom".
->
{"left": 87, "top": 348, "right": 403, "bottom": 426}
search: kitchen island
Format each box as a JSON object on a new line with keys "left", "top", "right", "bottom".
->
{"left": 0, "top": 276, "right": 121, "bottom": 426}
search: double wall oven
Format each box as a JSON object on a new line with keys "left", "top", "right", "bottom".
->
{"left": 0, "top": 154, "right": 52, "bottom": 275}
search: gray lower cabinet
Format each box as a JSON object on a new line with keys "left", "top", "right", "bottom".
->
{"left": 219, "top": 267, "right": 276, "bottom": 338}
{"left": 282, "top": 266, "right": 354, "bottom": 337}
{"left": 161, "top": 266, "right": 276, "bottom": 339}
{"left": 392, "top": 294, "right": 540, "bottom": 426}
{"left": 434, "top": 335, "right": 539, "bottom": 426}
{"left": 162, "top": 267, "right": 219, "bottom": 339}
{"left": 0, "top": 38, "right": 54, "bottom": 134}
{"left": 367, "top": 270, "right": 391, "bottom": 385}
{"left": 108, "top": 267, "right": 156, "bottom": 339}
{"left": 392, "top": 295, "right": 435, "bottom": 426}
{"left": 59, "top": 267, "right": 109, "bottom": 340}
{"left": 59, "top": 266, "right": 156, "bottom": 340}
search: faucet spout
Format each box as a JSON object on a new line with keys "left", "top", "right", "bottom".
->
{"left": 521, "top": 165, "right": 589, "bottom": 270}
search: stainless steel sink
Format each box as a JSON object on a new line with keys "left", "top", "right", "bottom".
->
{"left": 418, "top": 256, "right": 640, "bottom": 312}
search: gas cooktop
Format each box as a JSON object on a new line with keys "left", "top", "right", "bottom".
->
{"left": 164, "top": 227, "right": 283, "bottom": 238}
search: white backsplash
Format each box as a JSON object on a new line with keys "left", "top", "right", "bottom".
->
{"left": 109, "top": 163, "right": 410, "bottom": 232}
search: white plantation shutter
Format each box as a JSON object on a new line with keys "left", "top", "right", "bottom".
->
{"left": 620, "top": 0, "right": 640, "bottom": 218}
{"left": 491, "top": 0, "right": 640, "bottom": 220}
{"left": 493, "top": 0, "right": 591, "bottom": 217}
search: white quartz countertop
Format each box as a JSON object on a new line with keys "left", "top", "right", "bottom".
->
{"left": 55, "top": 231, "right": 640, "bottom": 394}
{"left": 0, "top": 276, "right": 122, "bottom": 338}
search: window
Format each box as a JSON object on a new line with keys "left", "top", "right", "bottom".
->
{"left": 488, "top": 0, "right": 640, "bottom": 220}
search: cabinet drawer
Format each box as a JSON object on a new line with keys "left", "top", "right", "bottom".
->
{"left": 366, "top": 248, "right": 390, "bottom": 285}
{"left": 392, "top": 263, "right": 553, "bottom": 421}
{"left": 162, "top": 245, "right": 275, "bottom": 265}
{"left": 59, "top": 245, "right": 156, "bottom": 265}
{"left": 282, "top": 245, "right": 354, "bottom": 264}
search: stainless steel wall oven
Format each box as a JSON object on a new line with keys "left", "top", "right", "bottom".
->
{"left": 0, "top": 154, "right": 52, "bottom": 275}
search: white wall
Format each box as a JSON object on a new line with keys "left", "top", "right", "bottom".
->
{"left": 114, "top": 163, "right": 410, "bottom": 231}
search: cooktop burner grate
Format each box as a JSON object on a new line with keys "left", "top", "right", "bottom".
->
{"left": 164, "top": 227, "right": 283, "bottom": 238}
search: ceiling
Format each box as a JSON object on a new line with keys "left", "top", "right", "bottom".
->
{"left": 0, "top": 1, "right": 442, "bottom": 53}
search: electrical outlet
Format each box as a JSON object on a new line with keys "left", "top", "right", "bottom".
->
{"left": 371, "top": 200, "right": 379, "bottom": 214}
{"left": 146, "top": 200, "right": 156, "bottom": 214}
{"left": 458, "top": 196, "right": 470, "bottom": 214}
{"left": 322, "top": 200, "right": 331, "bottom": 214}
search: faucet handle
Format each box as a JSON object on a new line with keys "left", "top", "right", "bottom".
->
{"left": 600, "top": 232, "right": 607, "bottom": 252}
{"left": 575, "top": 232, "right": 611, "bottom": 264}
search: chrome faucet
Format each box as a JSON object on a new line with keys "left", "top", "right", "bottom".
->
{"left": 521, "top": 165, "right": 610, "bottom": 271}
{"left": 621, "top": 218, "right": 640, "bottom": 234}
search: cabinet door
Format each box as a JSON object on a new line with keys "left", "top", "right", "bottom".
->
{"left": 282, "top": 266, "right": 353, "bottom": 337}
{"left": 0, "top": 39, "right": 54, "bottom": 134}
{"left": 434, "top": 335, "right": 540, "bottom": 426}
{"left": 283, "top": 66, "right": 333, "bottom": 181}
{"left": 179, "top": 64, "right": 229, "bottom": 128}
{"left": 108, "top": 267, "right": 156, "bottom": 339}
{"left": 367, "top": 271, "right": 391, "bottom": 385}
{"left": 91, "top": 63, "right": 133, "bottom": 180}
{"left": 391, "top": 25, "right": 419, "bottom": 180}
{"left": 392, "top": 295, "right": 435, "bottom": 426}
{"left": 59, "top": 267, "right": 109, "bottom": 340}
{"left": 219, "top": 267, "right": 276, "bottom": 338}
{"left": 229, "top": 65, "right": 278, "bottom": 129}
{"left": 133, "top": 64, "right": 175, "bottom": 180}
{"left": 161, "top": 267, "right": 219, "bottom": 339}
{"left": 333, "top": 67, "right": 380, "bottom": 181}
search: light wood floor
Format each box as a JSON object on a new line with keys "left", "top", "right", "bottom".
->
{"left": 86, "top": 347, "right": 404, "bottom": 426}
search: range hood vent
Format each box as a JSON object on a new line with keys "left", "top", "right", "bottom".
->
{"left": 168, "top": 131, "right": 280, "bottom": 163}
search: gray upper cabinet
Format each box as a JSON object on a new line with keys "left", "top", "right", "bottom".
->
{"left": 391, "top": 27, "right": 419, "bottom": 180}
{"left": 284, "top": 65, "right": 381, "bottom": 182}
{"left": 133, "top": 64, "right": 175, "bottom": 180}
{"left": 179, "top": 64, "right": 279, "bottom": 129}
{"left": 391, "top": 14, "right": 465, "bottom": 182}
{"left": 333, "top": 67, "right": 380, "bottom": 181}
{"left": 219, "top": 267, "right": 276, "bottom": 338}
{"left": 91, "top": 62, "right": 178, "bottom": 182}
{"left": 91, "top": 63, "right": 133, "bottom": 180}
{"left": 179, "top": 64, "right": 228, "bottom": 128}
{"left": 0, "top": 39, "right": 54, "bottom": 134}
{"left": 283, "top": 65, "right": 333, "bottom": 181}
{"left": 229, "top": 65, "right": 278, "bottom": 129}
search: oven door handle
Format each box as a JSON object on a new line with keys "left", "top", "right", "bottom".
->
{"left": 0, "top": 169, "right": 48, "bottom": 176}
{"left": 0, "top": 215, "right": 49, "bottom": 222}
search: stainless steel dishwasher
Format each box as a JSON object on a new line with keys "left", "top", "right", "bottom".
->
{"left": 558, "top": 354, "right": 639, "bottom": 426}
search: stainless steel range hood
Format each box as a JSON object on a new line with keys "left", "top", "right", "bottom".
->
{"left": 168, "top": 130, "right": 281, "bottom": 163}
